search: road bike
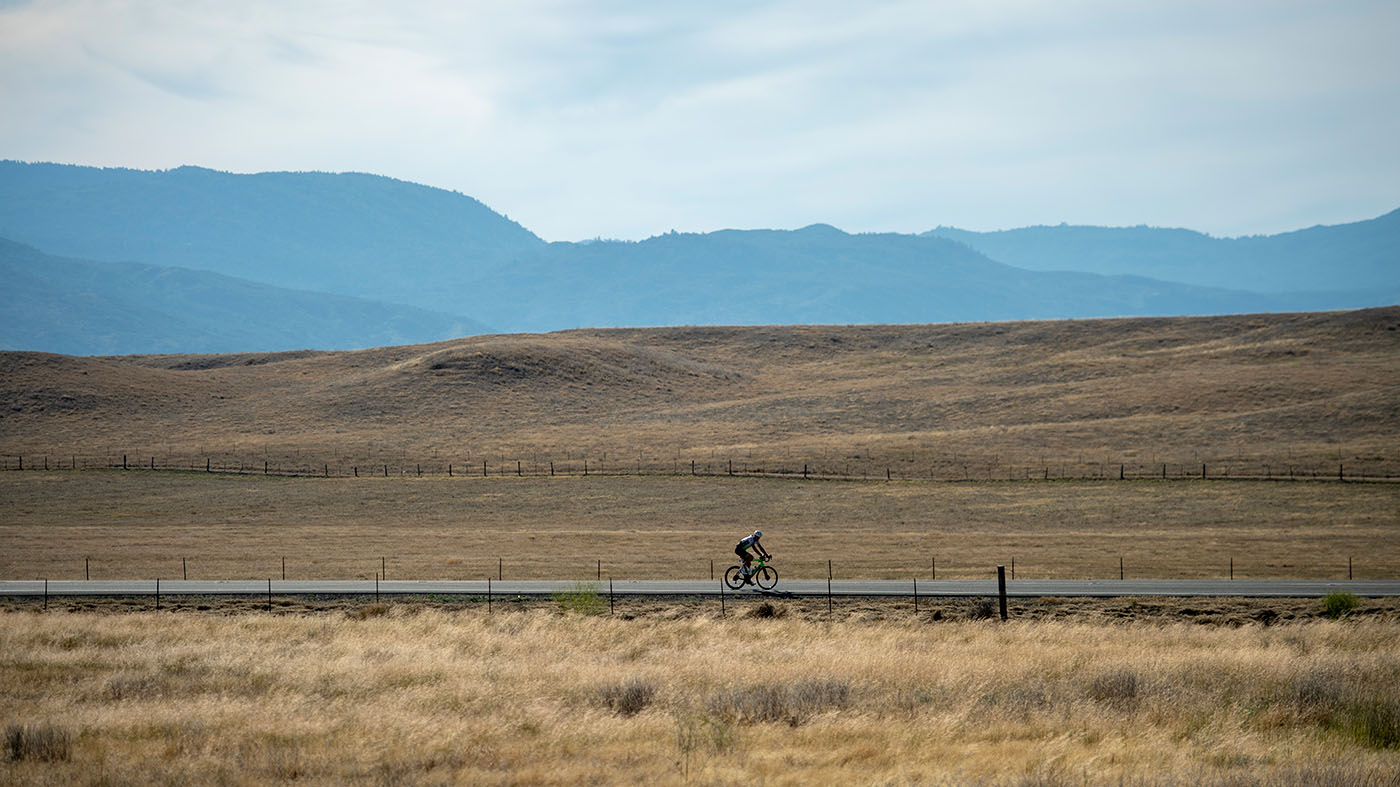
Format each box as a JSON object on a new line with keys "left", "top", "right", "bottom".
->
{"left": 724, "top": 555, "right": 777, "bottom": 590}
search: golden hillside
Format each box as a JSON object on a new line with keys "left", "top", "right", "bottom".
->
{"left": 2, "top": 307, "right": 1397, "bottom": 478}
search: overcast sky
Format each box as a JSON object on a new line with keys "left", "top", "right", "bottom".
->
{"left": 2, "top": 0, "right": 1397, "bottom": 241}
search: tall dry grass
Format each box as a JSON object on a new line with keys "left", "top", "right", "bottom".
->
{"left": 2, "top": 608, "right": 1397, "bottom": 785}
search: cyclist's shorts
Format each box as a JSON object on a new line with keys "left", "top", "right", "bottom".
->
{"left": 735, "top": 544, "right": 751, "bottom": 559}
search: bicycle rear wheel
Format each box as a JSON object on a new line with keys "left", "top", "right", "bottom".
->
{"left": 723, "top": 566, "right": 746, "bottom": 590}
{"left": 756, "top": 565, "right": 778, "bottom": 590}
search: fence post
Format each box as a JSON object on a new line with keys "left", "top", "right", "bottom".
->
{"left": 1339, "top": 464, "right": 1344, "bottom": 482}
{"left": 376, "top": 574, "right": 380, "bottom": 602}
{"left": 710, "top": 559, "right": 714, "bottom": 580}
{"left": 383, "top": 465, "right": 388, "bottom": 477}
{"left": 499, "top": 557, "right": 502, "bottom": 581}
{"left": 282, "top": 557, "right": 286, "bottom": 581}
{"left": 1229, "top": 557, "right": 1233, "bottom": 580}
{"left": 720, "top": 579, "right": 725, "bottom": 617}
{"left": 932, "top": 556, "right": 935, "bottom": 580}
{"left": 267, "top": 578, "right": 272, "bottom": 612}
{"left": 85, "top": 557, "right": 89, "bottom": 581}
{"left": 156, "top": 577, "right": 160, "bottom": 611}
{"left": 417, "top": 464, "right": 421, "bottom": 477}
{"left": 728, "top": 459, "right": 733, "bottom": 476}
{"left": 44, "top": 578, "right": 48, "bottom": 611}
{"left": 123, "top": 455, "right": 127, "bottom": 470}
{"left": 1120, "top": 557, "right": 1124, "bottom": 580}
{"left": 913, "top": 577, "right": 918, "bottom": 613}
{"left": 1349, "top": 556, "right": 1353, "bottom": 580}
{"left": 382, "top": 556, "right": 386, "bottom": 580}
{"left": 1201, "top": 463, "right": 1206, "bottom": 480}
{"left": 997, "top": 565, "right": 1007, "bottom": 621}
{"left": 551, "top": 462, "right": 555, "bottom": 476}
{"left": 583, "top": 460, "right": 588, "bottom": 476}
{"left": 827, "top": 575, "right": 833, "bottom": 616}
{"left": 598, "top": 559, "right": 601, "bottom": 580}
{"left": 484, "top": 459, "right": 488, "bottom": 477}
{"left": 183, "top": 557, "right": 187, "bottom": 580}
{"left": 324, "top": 464, "right": 328, "bottom": 477}
{"left": 609, "top": 578, "right": 614, "bottom": 615}
{"left": 517, "top": 460, "right": 522, "bottom": 477}
{"left": 487, "top": 577, "right": 491, "bottom": 614}
{"left": 206, "top": 457, "right": 211, "bottom": 473}
{"left": 1119, "top": 464, "right": 1124, "bottom": 480}
{"left": 448, "top": 464, "right": 453, "bottom": 477}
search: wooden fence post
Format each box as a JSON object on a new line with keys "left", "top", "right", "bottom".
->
{"left": 487, "top": 577, "right": 491, "bottom": 614}
{"left": 913, "top": 577, "right": 918, "bottom": 613}
{"left": 609, "top": 578, "right": 614, "bottom": 615}
{"left": 932, "top": 556, "right": 935, "bottom": 580}
{"left": 382, "top": 556, "right": 386, "bottom": 579}
{"left": 267, "top": 578, "right": 272, "bottom": 612}
{"left": 997, "top": 565, "right": 1007, "bottom": 621}
{"left": 1120, "top": 556, "right": 1124, "bottom": 580}
{"left": 85, "top": 557, "right": 89, "bottom": 581}
{"left": 719, "top": 580, "right": 725, "bottom": 617}
{"left": 156, "top": 578, "right": 160, "bottom": 611}
{"left": 498, "top": 557, "right": 502, "bottom": 581}
{"left": 183, "top": 557, "right": 187, "bottom": 580}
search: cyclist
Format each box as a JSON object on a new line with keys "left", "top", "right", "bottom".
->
{"left": 734, "top": 529, "right": 771, "bottom": 585}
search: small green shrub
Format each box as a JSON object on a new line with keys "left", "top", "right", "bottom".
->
{"left": 1321, "top": 592, "right": 1360, "bottom": 620}
{"left": 554, "top": 582, "right": 606, "bottom": 615}
{"left": 4, "top": 723, "right": 72, "bottom": 762}
{"left": 598, "top": 678, "right": 656, "bottom": 716}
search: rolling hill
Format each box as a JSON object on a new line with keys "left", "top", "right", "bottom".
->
{"left": 0, "top": 238, "right": 492, "bottom": 355}
{"left": 3, "top": 307, "right": 1396, "bottom": 478}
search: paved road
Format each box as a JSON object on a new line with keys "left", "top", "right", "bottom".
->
{"left": 2, "top": 578, "right": 1396, "bottom": 597}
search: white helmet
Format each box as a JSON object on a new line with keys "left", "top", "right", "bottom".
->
{"left": 753, "top": 529, "right": 762, "bottom": 539}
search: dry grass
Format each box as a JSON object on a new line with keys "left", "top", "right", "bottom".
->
{"left": 1, "top": 473, "right": 1396, "bottom": 580}
{"left": 2, "top": 609, "right": 1398, "bottom": 785}
{"left": 2, "top": 308, "right": 1398, "bottom": 479}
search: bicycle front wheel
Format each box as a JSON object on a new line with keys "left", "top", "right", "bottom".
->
{"left": 723, "top": 566, "right": 746, "bottom": 590}
{"left": 755, "top": 565, "right": 778, "bottom": 590}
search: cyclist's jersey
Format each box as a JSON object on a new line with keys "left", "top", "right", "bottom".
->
{"left": 737, "top": 534, "right": 761, "bottom": 550}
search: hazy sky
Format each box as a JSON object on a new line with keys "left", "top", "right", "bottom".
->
{"left": 2, "top": 0, "right": 1397, "bottom": 241}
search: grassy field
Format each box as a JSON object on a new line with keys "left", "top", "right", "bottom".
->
{"left": 3, "top": 308, "right": 1398, "bottom": 479}
{"left": 2, "top": 607, "right": 1399, "bottom": 786}
{"left": 2, "top": 472, "right": 1396, "bottom": 581}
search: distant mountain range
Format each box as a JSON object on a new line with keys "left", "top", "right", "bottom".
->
{"left": 925, "top": 211, "right": 1400, "bottom": 294}
{"left": 1, "top": 161, "right": 1396, "bottom": 354}
{"left": 0, "top": 238, "right": 490, "bottom": 355}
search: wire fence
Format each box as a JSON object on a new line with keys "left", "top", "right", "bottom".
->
{"left": 2, "top": 452, "right": 1398, "bottom": 482}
